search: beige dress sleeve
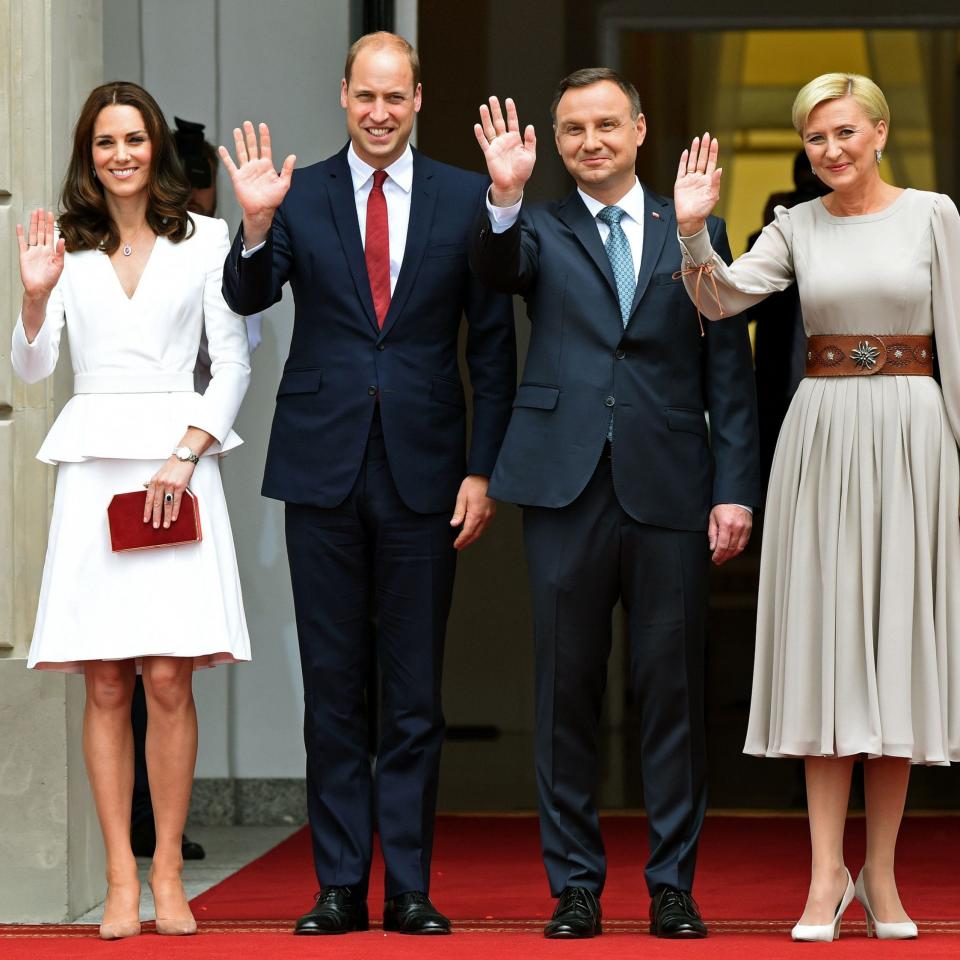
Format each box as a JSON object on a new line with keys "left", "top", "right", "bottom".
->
{"left": 930, "top": 193, "right": 960, "bottom": 448}
{"left": 677, "top": 206, "right": 797, "bottom": 320}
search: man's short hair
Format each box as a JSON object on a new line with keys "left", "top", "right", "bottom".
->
{"left": 550, "top": 68, "right": 642, "bottom": 124}
{"left": 344, "top": 31, "right": 420, "bottom": 90}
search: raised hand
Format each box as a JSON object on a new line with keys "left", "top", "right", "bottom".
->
{"left": 219, "top": 121, "right": 295, "bottom": 243}
{"left": 17, "top": 208, "right": 65, "bottom": 299}
{"left": 675, "top": 133, "right": 722, "bottom": 236}
{"left": 474, "top": 97, "right": 536, "bottom": 206}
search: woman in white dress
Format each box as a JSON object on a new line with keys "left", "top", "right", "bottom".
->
{"left": 674, "top": 73, "right": 960, "bottom": 941}
{"left": 13, "top": 82, "right": 251, "bottom": 939}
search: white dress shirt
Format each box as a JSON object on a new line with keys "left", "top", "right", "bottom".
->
{"left": 346, "top": 143, "right": 413, "bottom": 296}
{"left": 243, "top": 143, "right": 414, "bottom": 297}
{"left": 487, "top": 177, "right": 645, "bottom": 279}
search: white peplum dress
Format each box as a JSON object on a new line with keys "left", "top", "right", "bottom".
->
{"left": 679, "top": 189, "right": 960, "bottom": 764}
{"left": 12, "top": 214, "right": 252, "bottom": 673}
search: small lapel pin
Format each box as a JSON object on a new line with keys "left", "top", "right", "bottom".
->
{"left": 651, "top": 211, "right": 662, "bottom": 220}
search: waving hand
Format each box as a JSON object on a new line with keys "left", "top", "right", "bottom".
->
{"left": 674, "top": 133, "right": 722, "bottom": 237}
{"left": 17, "top": 208, "right": 65, "bottom": 299}
{"left": 474, "top": 97, "right": 536, "bottom": 207}
{"left": 219, "top": 121, "right": 295, "bottom": 245}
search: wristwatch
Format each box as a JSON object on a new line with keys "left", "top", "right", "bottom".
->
{"left": 173, "top": 445, "right": 200, "bottom": 465}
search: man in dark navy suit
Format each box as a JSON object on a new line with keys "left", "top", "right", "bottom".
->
{"left": 220, "top": 33, "right": 515, "bottom": 936}
{"left": 470, "top": 70, "right": 759, "bottom": 940}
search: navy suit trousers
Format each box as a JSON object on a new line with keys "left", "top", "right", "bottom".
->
{"left": 523, "top": 450, "right": 710, "bottom": 897}
{"left": 284, "top": 412, "right": 457, "bottom": 899}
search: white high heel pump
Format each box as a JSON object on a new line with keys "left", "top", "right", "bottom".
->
{"left": 791, "top": 868, "right": 855, "bottom": 942}
{"left": 854, "top": 870, "right": 918, "bottom": 940}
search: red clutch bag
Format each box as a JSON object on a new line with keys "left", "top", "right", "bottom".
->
{"left": 107, "top": 489, "right": 203, "bottom": 552}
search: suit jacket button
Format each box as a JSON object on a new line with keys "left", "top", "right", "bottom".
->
{"left": 605, "top": 396, "right": 615, "bottom": 407}
{"left": 615, "top": 348, "right": 626, "bottom": 360}
{"left": 368, "top": 386, "right": 377, "bottom": 396}
{"left": 377, "top": 343, "right": 385, "bottom": 351}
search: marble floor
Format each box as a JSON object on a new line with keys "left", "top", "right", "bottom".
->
{"left": 73, "top": 824, "right": 301, "bottom": 924}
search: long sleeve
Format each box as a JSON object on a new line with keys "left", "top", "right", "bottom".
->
{"left": 11, "top": 282, "right": 66, "bottom": 383}
{"left": 930, "top": 193, "right": 960, "bottom": 447}
{"left": 678, "top": 205, "right": 796, "bottom": 319}
{"left": 462, "top": 186, "right": 518, "bottom": 477}
{"left": 469, "top": 205, "right": 541, "bottom": 297}
{"left": 188, "top": 219, "right": 251, "bottom": 444}
{"left": 222, "top": 202, "right": 292, "bottom": 316}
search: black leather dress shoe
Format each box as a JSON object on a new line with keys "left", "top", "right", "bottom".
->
{"left": 544, "top": 886, "right": 602, "bottom": 938}
{"left": 649, "top": 886, "right": 707, "bottom": 938}
{"left": 180, "top": 834, "right": 206, "bottom": 861}
{"left": 382, "top": 892, "right": 451, "bottom": 934}
{"left": 294, "top": 887, "right": 369, "bottom": 935}
{"left": 130, "top": 821, "right": 205, "bottom": 860}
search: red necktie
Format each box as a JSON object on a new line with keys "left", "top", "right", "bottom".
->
{"left": 365, "top": 170, "right": 391, "bottom": 328}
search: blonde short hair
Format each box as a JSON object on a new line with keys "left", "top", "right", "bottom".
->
{"left": 791, "top": 73, "right": 890, "bottom": 135}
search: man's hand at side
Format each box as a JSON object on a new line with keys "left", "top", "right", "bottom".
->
{"left": 450, "top": 475, "right": 497, "bottom": 550}
{"left": 708, "top": 504, "right": 752, "bottom": 565}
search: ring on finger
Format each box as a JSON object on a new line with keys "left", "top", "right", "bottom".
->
{"left": 164, "top": 493, "right": 174, "bottom": 504}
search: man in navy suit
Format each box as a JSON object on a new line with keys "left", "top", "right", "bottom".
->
{"left": 470, "top": 70, "right": 759, "bottom": 939}
{"left": 220, "top": 33, "right": 515, "bottom": 936}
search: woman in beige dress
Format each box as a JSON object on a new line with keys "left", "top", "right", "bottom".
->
{"left": 674, "top": 73, "right": 959, "bottom": 941}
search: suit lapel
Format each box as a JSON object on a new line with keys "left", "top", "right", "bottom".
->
{"left": 627, "top": 189, "right": 671, "bottom": 321}
{"left": 557, "top": 191, "right": 619, "bottom": 302}
{"left": 326, "top": 148, "right": 379, "bottom": 334}
{"left": 379, "top": 150, "right": 437, "bottom": 339}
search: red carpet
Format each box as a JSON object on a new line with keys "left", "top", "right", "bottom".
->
{"left": 189, "top": 812, "right": 960, "bottom": 921}
{"left": 2, "top": 814, "right": 958, "bottom": 957}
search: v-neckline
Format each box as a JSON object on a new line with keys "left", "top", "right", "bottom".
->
{"left": 105, "top": 235, "right": 160, "bottom": 302}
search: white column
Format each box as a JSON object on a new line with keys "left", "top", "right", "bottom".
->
{"left": 0, "top": 0, "right": 106, "bottom": 923}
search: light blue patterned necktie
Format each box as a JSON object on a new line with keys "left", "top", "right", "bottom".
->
{"left": 597, "top": 205, "right": 635, "bottom": 441}
{"left": 596, "top": 204, "right": 636, "bottom": 327}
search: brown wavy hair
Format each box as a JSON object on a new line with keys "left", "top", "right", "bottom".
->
{"left": 58, "top": 81, "right": 194, "bottom": 253}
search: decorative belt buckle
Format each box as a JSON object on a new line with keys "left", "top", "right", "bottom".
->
{"left": 851, "top": 336, "right": 885, "bottom": 374}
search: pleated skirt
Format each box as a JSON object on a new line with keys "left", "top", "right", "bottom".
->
{"left": 27, "top": 456, "right": 251, "bottom": 673}
{"left": 745, "top": 374, "right": 960, "bottom": 764}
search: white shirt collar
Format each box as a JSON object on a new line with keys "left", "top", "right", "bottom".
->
{"left": 578, "top": 177, "right": 644, "bottom": 224}
{"left": 347, "top": 142, "right": 414, "bottom": 194}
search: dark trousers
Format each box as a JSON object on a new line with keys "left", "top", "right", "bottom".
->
{"left": 284, "top": 413, "right": 457, "bottom": 899}
{"left": 131, "top": 676, "right": 153, "bottom": 828}
{"left": 523, "top": 452, "right": 710, "bottom": 897}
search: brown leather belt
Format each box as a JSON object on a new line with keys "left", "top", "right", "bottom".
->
{"left": 805, "top": 335, "right": 933, "bottom": 377}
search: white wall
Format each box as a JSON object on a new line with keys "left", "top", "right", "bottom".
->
{"left": 1, "top": 0, "right": 107, "bottom": 921}
{"left": 103, "top": 0, "right": 353, "bottom": 778}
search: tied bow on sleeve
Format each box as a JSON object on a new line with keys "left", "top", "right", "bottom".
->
{"left": 672, "top": 261, "right": 725, "bottom": 336}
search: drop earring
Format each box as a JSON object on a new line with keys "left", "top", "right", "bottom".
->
{"left": 875, "top": 149, "right": 883, "bottom": 164}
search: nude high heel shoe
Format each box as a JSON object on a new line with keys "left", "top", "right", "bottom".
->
{"left": 790, "top": 868, "right": 855, "bottom": 942}
{"left": 99, "top": 918, "right": 142, "bottom": 941}
{"left": 98, "top": 884, "right": 142, "bottom": 940}
{"left": 148, "top": 876, "right": 198, "bottom": 936}
{"left": 154, "top": 915, "right": 198, "bottom": 936}
{"left": 854, "top": 870, "right": 918, "bottom": 940}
